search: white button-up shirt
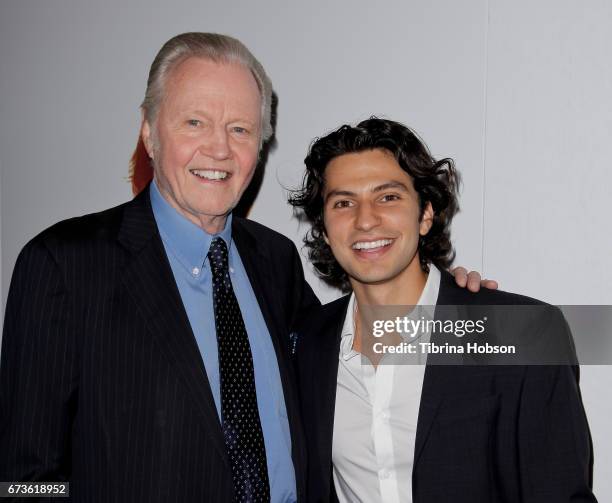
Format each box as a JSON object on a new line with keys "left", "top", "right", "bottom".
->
{"left": 332, "top": 265, "right": 441, "bottom": 503}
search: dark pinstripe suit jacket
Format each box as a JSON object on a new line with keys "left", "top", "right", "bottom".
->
{"left": 0, "top": 186, "right": 319, "bottom": 502}
{"left": 296, "top": 271, "right": 597, "bottom": 502}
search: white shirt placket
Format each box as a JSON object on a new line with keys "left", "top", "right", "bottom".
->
{"left": 370, "top": 362, "right": 401, "bottom": 503}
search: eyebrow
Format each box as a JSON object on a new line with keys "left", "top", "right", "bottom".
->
{"left": 324, "top": 180, "right": 411, "bottom": 202}
{"left": 372, "top": 181, "right": 411, "bottom": 193}
{"left": 191, "top": 110, "right": 256, "bottom": 126}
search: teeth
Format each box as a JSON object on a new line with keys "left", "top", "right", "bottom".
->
{"left": 191, "top": 169, "right": 228, "bottom": 180}
{"left": 352, "top": 239, "right": 393, "bottom": 250}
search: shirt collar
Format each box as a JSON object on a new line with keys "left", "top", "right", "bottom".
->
{"left": 150, "top": 180, "right": 233, "bottom": 271}
{"left": 339, "top": 264, "right": 442, "bottom": 358}
{"left": 340, "top": 293, "right": 358, "bottom": 360}
{"left": 417, "top": 264, "right": 441, "bottom": 308}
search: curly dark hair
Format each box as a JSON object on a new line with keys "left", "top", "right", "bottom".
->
{"left": 288, "top": 117, "right": 460, "bottom": 293}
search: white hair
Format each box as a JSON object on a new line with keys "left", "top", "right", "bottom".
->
{"left": 142, "top": 32, "right": 273, "bottom": 142}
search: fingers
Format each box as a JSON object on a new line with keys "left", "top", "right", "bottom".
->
{"left": 451, "top": 267, "right": 499, "bottom": 291}
{"left": 468, "top": 274, "right": 499, "bottom": 292}
{"left": 481, "top": 279, "right": 499, "bottom": 290}
{"left": 467, "top": 271, "right": 482, "bottom": 292}
{"left": 451, "top": 267, "right": 468, "bottom": 287}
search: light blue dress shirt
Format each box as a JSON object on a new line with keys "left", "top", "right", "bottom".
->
{"left": 150, "top": 181, "right": 296, "bottom": 503}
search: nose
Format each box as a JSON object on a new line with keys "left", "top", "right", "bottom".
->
{"left": 354, "top": 201, "right": 381, "bottom": 231}
{"left": 200, "top": 127, "right": 230, "bottom": 161}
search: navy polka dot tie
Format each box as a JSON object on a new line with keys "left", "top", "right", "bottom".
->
{"left": 208, "top": 237, "right": 271, "bottom": 502}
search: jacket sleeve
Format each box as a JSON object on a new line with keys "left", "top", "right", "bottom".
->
{"left": 518, "top": 310, "right": 597, "bottom": 502}
{"left": 0, "top": 239, "right": 78, "bottom": 484}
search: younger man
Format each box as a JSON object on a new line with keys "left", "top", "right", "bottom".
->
{"left": 290, "top": 118, "right": 596, "bottom": 502}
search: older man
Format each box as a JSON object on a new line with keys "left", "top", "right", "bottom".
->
{"left": 0, "top": 33, "right": 489, "bottom": 502}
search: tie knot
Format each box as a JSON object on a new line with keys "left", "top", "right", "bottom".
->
{"left": 208, "top": 237, "right": 229, "bottom": 274}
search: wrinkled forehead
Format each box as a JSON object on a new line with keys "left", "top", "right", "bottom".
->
{"left": 161, "top": 56, "right": 262, "bottom": 117}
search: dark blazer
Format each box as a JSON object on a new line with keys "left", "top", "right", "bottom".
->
{"left": 296, "top": 270, "right": 597, "bottom": 503}
{"left": 0, "top": 185, "right": 319, "bottom": 502}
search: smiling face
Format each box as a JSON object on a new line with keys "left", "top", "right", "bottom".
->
{"left": 323, "top": 148, "right": 433, "bottom": 292}
{"left": 141, "top": 57, "right": 262, "bottom": 233}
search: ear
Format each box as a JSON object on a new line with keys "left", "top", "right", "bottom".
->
{"left": 140, "top": 114, "right": 155, "bottom": 160}
{"left": 419, "top": 201, "right": 434, "bottom": 236}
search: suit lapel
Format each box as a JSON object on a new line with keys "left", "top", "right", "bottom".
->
{"left": 312, "top": 296, "right": 350, "bottom": 489}
{"left": 231, "top": 219, "right": 282, "bottom": 350}
{"left": 413, "top": 366, "right": 444, "bottom": 467}
{"left": 231, "top": 218, "right": 310, "bottom": 496}
{"left": 231, "top": 220, "right": 291, "bottom": 403}
{"left": 117, "top": 187, "right": 229, "bottom": 466}
{"left": 413, "top": 270, "right": 462, "bottom": 467}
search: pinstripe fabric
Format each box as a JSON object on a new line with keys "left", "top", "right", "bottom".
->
{"left": 0, "top": 185, "right": 318, "bottom": 502}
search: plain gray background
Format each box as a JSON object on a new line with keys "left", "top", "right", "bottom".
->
{"left": 1, "top": 0, "right": 611, "bottom": 496}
